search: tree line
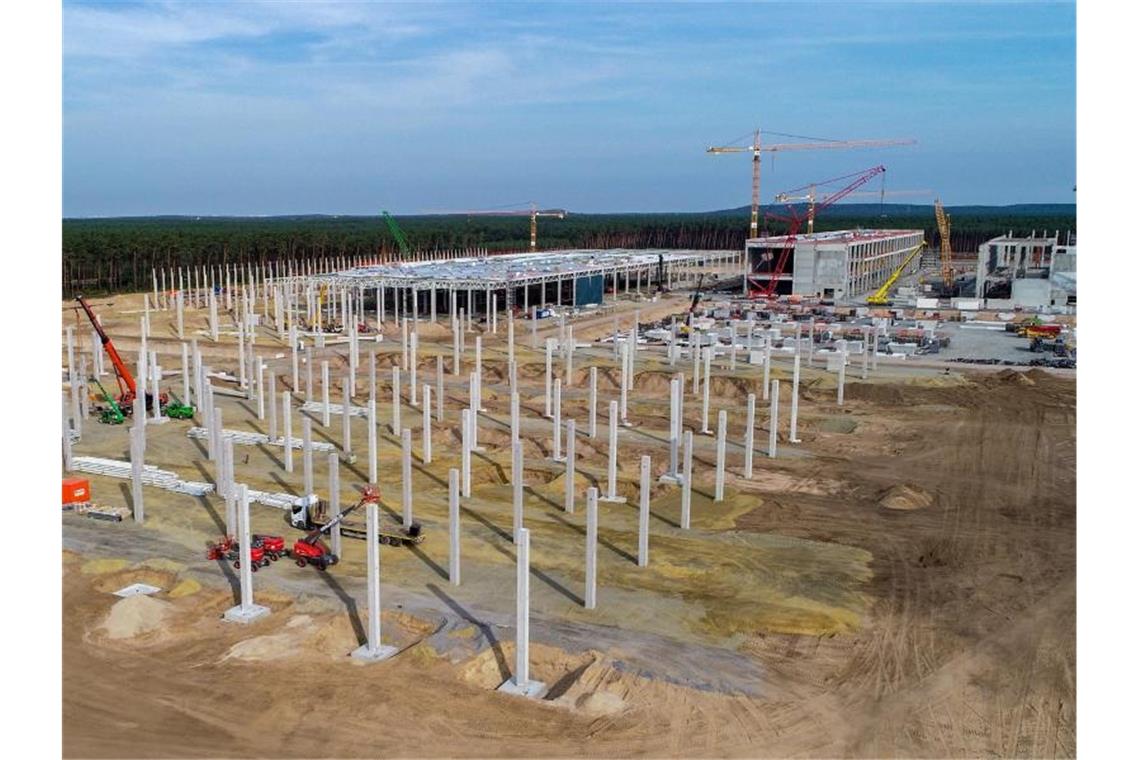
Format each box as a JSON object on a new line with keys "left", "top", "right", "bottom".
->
{"left": 62, "top": 206, "right": 1076, "bottom": 296}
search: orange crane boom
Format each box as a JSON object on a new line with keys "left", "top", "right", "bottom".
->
{"left": 75, "top": 295, "right": 136, "bottom": 400}
{"left": 706, "top": 129, "right": 917, "bottom": 238}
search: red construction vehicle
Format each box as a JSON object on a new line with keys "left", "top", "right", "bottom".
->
{"left": 292, "top": 486, "right": 380, "bottom": 571}
{"left": 75, "top": 295, "right": 168, "bottom": 413}
{"left": 252, "top": 534, "right": 287, "bottom": 560}
{"left": 206, "top": 536, "right": 271, "bottom": 571}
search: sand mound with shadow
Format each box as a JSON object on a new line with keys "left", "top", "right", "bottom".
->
{"left": 879, "top": 483, "right": 934, "bottom": 510}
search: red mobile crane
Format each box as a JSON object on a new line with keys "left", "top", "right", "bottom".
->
{"left": 750, "top": 165, "right": 888, "bottom": 299}
{"left": 75, "top": 295, "right": 167, "bottom": 412}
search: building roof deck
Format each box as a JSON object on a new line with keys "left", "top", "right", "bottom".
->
{"left": 746, "top": 228, "right": 922, "bottom": 246}
{"left": 307, "top": 248, "right": 731, "bottom": 289}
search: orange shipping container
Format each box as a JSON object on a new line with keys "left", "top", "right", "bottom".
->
{"left": 63, "top": 477, "right": 90, "bottom": 505}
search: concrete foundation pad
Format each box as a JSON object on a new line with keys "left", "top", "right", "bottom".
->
{"left": 549, "top": 456, "right": 566, "bottom": 464}
{"left": 471, "top": 446, "right": 487, "bottom": 453}
{"left": 497, "top": 678, "right": 548, "bottom": 699}
{"left": 599, "top": 495, "right": 627, "bottom": 504}
{"left": 223, "top": 603, "right": 270, "bottom": 624}
{"left": 350, "top": 643, "right": 399, "bottom": 662}
{"left": 658, "top": 474, "right": 682, "bottom": 485}
{"left": 148, "top": 417, "right": 170, "bottom": 425}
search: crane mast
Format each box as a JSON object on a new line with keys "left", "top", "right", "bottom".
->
{"left": 934, "top": 199, "right": 953, "bottom": 289}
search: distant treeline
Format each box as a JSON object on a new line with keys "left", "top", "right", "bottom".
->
{"left": 62, "top": 204, "right": 1076, "bottom": 296}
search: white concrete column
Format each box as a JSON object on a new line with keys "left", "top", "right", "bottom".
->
{"left": 449, "top": 468, "right": 460, "bottom": 586}
{"left": 351, "top": 497, "right": 397, "bottom": 661}
{"left": 763, "top": 341, "right": 772, "bottom": 401}
{"left": 564, "top": 419, "right": 576, "bottom": 513}
{"left": 512, "top": 440, "right": 524, "bottom": 542}
{"left": 619, "top": 341, "right": 630, "bottom": 424}
{"left": 790, "top": 355, "right": 802, "bottom": 443}
{"left": 585, "top": 487, "right": 598, "bottom": 609}
{"left": 390, "top": 366, "right": 402, "bottom": 434}
{"left": 508, "top": 317, "right": 515, "bottom": 367}
{"left": 667, "top": 377, "right": 680, "bottom": 479}
{"left": 283, "top": 391, "right": 293, "bottom": 472}
{"left": 551, "top": 379, "right": 563, "bottom": 461}
{"left": 510, "top": 391, "right": 520, "bottom": 445}
{"left": 252, "top": 357, "right": 263, "bottom": 419}
{"left": 681, "top": 430, "right": 693, "bottom": 529}
{"left": 544, "top": 338, "right": 554, "bottom": 417}
{"left": 129, "top": 425, "right": 144, "bottom": 523}
{"left": 401, "top": 428, "right": 413, "bottom": 528}
{"left": 601, "top": 400, "right": 626, "bottom": 503}
{"left": 768, "top": 380, "right": 780, "bottom": 458}
{"left": 367, "top": 400, "right": 378, "bottom": 484}
{"left": 700, "top": 349, "right": 712, "bottom": 434}
{"left": 588, "top": 366, "right": 598, "bottom": 439}
{"left": 302, "top": 417, "right": 314, "bottom": 496}
{"left": 461, "top": 408, "right": 472, "bottom": 498}
{"left": 410, "top": 332, "right": 419, "bottom": 406}
{"left": 714, "top": 410, "right": 727, "bottom": 502}
{"left": 862, "top": 326, "right": 870, "bottom": 380}
{"left": 267, "top": 372, "right": 278, "bottom": 442}
{"left": 838, "top": 347, "right": 847, "bottom": 407}
{"left": 342, "top": 378, "right": 352, "bottom": 455}
{"left": 422, "top": 384, "right": 432, "bottom": 464}
{"left": 499, "top": 527, "right": 544, "bottom": 697}
{"left": 401, "top": 318, "right": 409, "bottom": 370}
{"left": 223, "top": 484, "right": 270, "bottom": 624}
{"left": 436, "top": 355, "right": 444, "bottom": 421}
{"left": 321, "top": 361, "right": 331, "bottom": 427}
{"left": 744, "top": 393, "right": 756, "bottom": 478}
{"left": 468, "top": 373, "right": 480, "bottom": 451}
{"left": 638, "top": 455, "right": 651, "bottom": 567}
{"left": 328, "top": 452, "right": 342, "bottom": 558}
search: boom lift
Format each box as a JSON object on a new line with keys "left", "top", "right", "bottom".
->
{"left": 75, "top": 295, "right": 167, "bottom": 413}
{"left": 89, "top": 377, "right": 126, "bottom": 424}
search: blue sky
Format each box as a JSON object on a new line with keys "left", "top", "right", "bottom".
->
{"left": 63, "top": 1, "right": 1076, "bottom": 217}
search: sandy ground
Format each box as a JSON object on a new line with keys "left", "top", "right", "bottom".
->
{"left": 62, "top": 291, "right": 1075, "bottom": 757}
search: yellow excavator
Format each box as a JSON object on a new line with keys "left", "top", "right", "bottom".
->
{"left": 867, "top": 242, "right": 927, "bottom": 305}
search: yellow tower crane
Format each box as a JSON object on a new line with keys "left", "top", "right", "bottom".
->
{"left": 934, "top": 198, "right": 953, "bottom": 290}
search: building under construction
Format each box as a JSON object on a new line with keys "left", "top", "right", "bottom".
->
{"left": 745, "top": 229, "right": 924, "bottom": 300}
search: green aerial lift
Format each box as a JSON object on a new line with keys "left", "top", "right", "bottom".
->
{"left": 383, "top": 210, "right": 412, "bottom": 260}
{"left": 90, "top": 377, "right": 126, "bottom": 425}
{"left": 164, "top": 400, "right": 196, "bottom": 419}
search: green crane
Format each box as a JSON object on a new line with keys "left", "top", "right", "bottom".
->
{"left": 382, "top": 211, "right": 411, "bottom": 260}
{"left": 90, "top": 377, "right": 126, "bottom": 425}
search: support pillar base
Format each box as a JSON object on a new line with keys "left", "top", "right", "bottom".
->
{"left": 599, "top": 495, "right": 627, "bottom": 504}
{"left": 222, "top": 604, "right": 270, "bottom": 624}
{"left": 658, "top": 473, "right": 681, "bottom": 485}
{"left": 497, "top": 678, "right": 547, "bottom": 699}
{"left": 350, "top": 643, "right": 399, "bottom": 662}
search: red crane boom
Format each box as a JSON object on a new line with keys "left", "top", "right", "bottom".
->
{"left": 754, "top": 165, "right": 888, "bottom": 298}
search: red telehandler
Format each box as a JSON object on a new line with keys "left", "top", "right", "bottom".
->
{"left": 292, "top": 486, "right": 380, "bottom": 571}
{"left": 75, "top": 295, "right": 167, "bottom": 414}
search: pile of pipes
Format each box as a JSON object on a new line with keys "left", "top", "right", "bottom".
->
{"left": 70, "top": 456, "right": 215, "bottom": 496}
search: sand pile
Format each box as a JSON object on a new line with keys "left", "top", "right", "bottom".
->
{"left": 879, "top": 483, "right": 934, "bottom": 510}
{"left": 995, "top": 369, "right": 1035, "bottom": 387}
{"left": 222, "top": 616, "right": 316, "bottom": 662}
{"left": 100, "top": 595, "right": 174, "bottom": 640}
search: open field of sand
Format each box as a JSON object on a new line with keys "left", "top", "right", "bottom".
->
{"left": 62, "top": 292, "right": 1075, "bottom": 757}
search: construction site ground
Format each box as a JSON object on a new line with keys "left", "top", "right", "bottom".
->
{"left": 62, "top": 292, "right": 1076, "bottom": 758}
